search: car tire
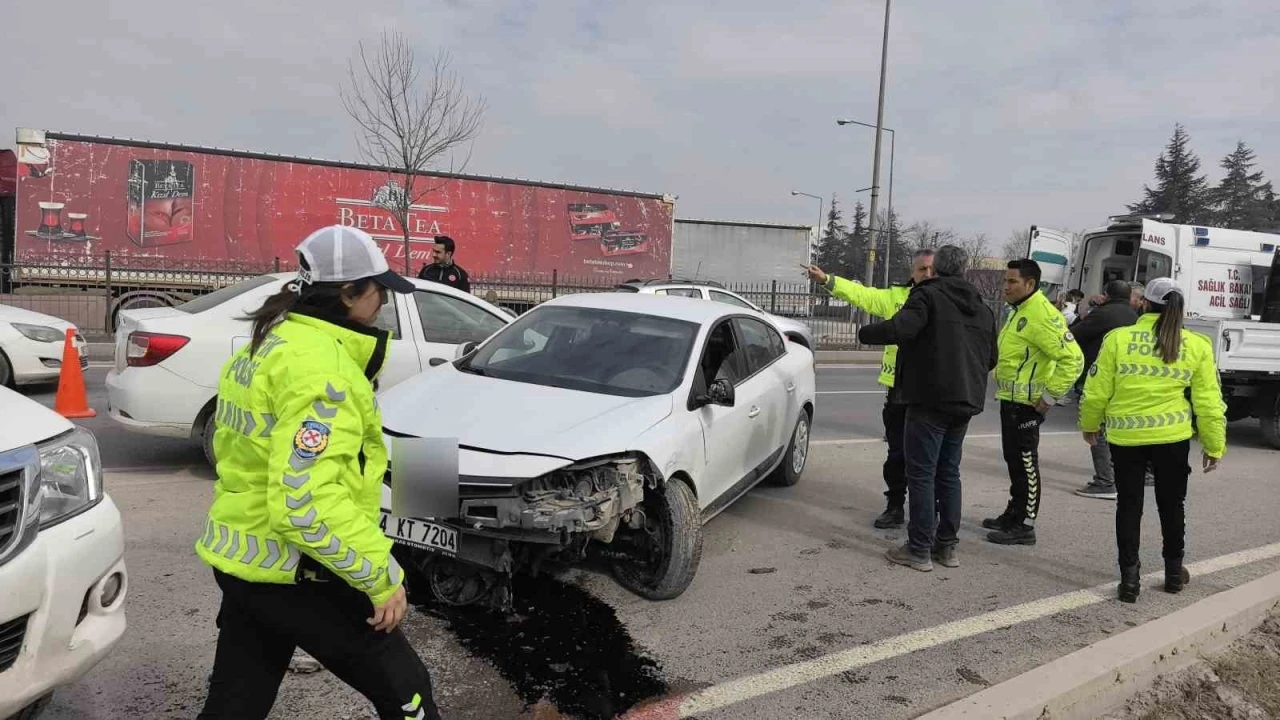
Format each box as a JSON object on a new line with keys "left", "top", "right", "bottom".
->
{"left": 767, "top": 410, "right": 811, "bottom": 487}
{"left": 0, "top": 349, "right": 13, "bottom": 389}
{"left": 1261, "top": 390, "right": 1280, "bottom": 450}
{"left": 613, "top": 479, "right": 703, "bottom": 601}
{"left": 9, "top": 692, "right": 54, "bottom": 720}
{"left": 201, "top": 412, "right": 217, "bottom": 468}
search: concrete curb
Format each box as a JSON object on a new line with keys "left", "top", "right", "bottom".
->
{"left": 85, "top": 343, "right": 879, "bottom": 365}
{"left": 917, "top": 569, "right": 1280, "bottom": 720}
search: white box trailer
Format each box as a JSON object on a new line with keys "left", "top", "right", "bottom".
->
{"left": 1028, "top": 214, "right": 1280, "bottom": 447}
{"left": 670, "top": 219, "right": 812, "bottom": 286}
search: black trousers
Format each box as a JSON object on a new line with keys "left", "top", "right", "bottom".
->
{"left": 1111, "top": 440, "right": 1191, "bottom": 571}
{"left": 1000, "top": 401, "right": 1045, "bottom": 525}
{"left": 198, "top": 569, "right": 441, "bottom": 720}
{"left": 882, "top": 399, "right": 908, "bottom": 506}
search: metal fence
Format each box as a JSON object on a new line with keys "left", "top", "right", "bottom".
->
{"left": 1, "top": 257, "right": 886, "bottom": 349}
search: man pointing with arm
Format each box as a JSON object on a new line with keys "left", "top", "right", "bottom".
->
{"left": 805, "top": 249, "right": 935, "bottom": 529}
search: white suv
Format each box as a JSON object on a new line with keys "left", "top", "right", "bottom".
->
{"left": 615, "top": 280, "right": 816, "bottom": 350}
{"left": 0, "top": 388, "right": 127, "bottom": 719}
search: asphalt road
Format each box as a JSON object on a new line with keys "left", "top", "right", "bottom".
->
{"left": 18, "top": 366, "right": 1280, "bottom": 719}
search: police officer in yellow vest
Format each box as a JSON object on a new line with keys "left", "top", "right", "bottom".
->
{"left": 195, "top": 226, "right": 441, "bottom": 720}
{"left": 984, "top": 259, "right": 1084, "bottom": 546}
{"left": 1080, "top": 277, "right": 1226, "bottom": 604}
{"left": 805, "top": 248, "right": 936, "bottom": 529}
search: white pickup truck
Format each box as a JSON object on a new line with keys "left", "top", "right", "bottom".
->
{"left": 1029, "top": 214, "right": 1280, "bottom": 447}
{"left": 0, "top": 388, "right": 127, "bottom": 719}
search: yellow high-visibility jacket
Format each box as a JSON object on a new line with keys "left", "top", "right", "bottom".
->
{"left": 194, "top": 312, "right": 403, "bottom": 604}
{"left": 995, "top": 290, "right": 1084, "bottom": 406}
{"left": 1080, "top": 313, "right": 1227, "bottom": 458}
{"left": 826, "top": 276, "right": 911, "bottom": 388}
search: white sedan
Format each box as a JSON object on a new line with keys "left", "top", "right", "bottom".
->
{"left": 0, "top": 304, "right": 88, "bottom": 388}
{"left": 377, "top": 292, "right": 817, "bottom": 605}
{"left": 105, "top": 273, "right": 512, "bottom": 465}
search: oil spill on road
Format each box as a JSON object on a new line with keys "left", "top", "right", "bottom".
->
{"left": 424, "top": 574, "right": 668, "bottom": 719}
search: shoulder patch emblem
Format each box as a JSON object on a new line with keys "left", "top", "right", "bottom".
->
{"left": 293, "top": 420, "right": 331, "bottom": 459}
{"left": 1016, "top": 317, "right": 1028, "bottom": 332}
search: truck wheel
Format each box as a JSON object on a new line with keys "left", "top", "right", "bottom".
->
{"left": 768, "top": 410, "right": 811, "bottom": 487}
{"left": 9, "top": 692, "right": 54, "bottom": 720}
{"left": 613, "top": 479, "right": 702, "bottom": 601}
{"left": 1261, "top": 391, "right": 1280, "bottom": 450}
{"left": 201, "top": 412, "right": 217, "bottom": 468}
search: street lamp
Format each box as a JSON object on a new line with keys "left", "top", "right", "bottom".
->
{"left": 838, "top": 119, "right": 896, "bottom": 287}
{"left": 791, "top": 190, "right": 824, "bottom": 267}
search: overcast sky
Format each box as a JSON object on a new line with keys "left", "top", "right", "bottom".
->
{"left": 5, "top": 0, "right": 1278, "bottom": 247}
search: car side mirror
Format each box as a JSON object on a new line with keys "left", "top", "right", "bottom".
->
{"left": 694, "top": 378, "right": 735, "bottom": 409}
{"left": 428, "top": 357, "right": 448, "bottom": 367}
{"left": 454, "top": 341, "right": 478, "bottom": 360}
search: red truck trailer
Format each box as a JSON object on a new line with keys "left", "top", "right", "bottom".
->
{"left": 2, "top": 128, "right": 675, "bottom": 325}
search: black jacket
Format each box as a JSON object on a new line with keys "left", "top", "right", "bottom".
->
{"left": 1069, "top": 300, "right": 1138, "bottom": 368}
{"left": 418, "top": 263, "right": 471, "bottom": 293}
{"left": 858, "top": 276, "right": 998, "bottom": 417}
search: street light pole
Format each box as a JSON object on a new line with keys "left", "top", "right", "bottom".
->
{"left": 791, "top": 191, "right": 824, "bottom": 267}
{"left": 865, "top": 0, "right": 892, "bottom": 289}
{"left": 837, "top": 119, "right": 895, "bottom": 285}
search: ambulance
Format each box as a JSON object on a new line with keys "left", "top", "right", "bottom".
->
{"left": 1027, "top": 214, "right": 1280, "bottom": 448}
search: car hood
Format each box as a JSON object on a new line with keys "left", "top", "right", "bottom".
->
{"left": 379, "top": 365, "right": 674, "bottom": 466}
{"left": 0, "top": 386, "right": 73, "bottom": 451}
{"left": 0, "top": 304, "right": 77, "bottom": 330}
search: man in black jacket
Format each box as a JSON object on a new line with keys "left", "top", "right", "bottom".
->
{"left": 418, "top": 236, "right": 471, "bottom": 293}
{"left": 1068, "top": 279, "right": 1140, "bottom": 499}
{"left": 858, "top": 245, "right": 999, "bottom": 572}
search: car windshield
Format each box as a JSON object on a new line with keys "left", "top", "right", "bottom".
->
{"left": 177, "top": 275, "right": 279, "bottom": 314}
{"left": 458, "top": 305, "right": 699, "bottom": 397}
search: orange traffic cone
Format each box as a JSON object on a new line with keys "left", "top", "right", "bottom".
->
{"left": 54, "top": 328, "right": 96, "bottom": 419}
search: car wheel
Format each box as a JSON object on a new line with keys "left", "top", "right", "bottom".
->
{"left": 612, "top": 479, "right": 703, "bottom": 601}
{"left": 0, "top": 349, "right": 13, "bottom": 389}
{"left": 201, "top": 412, "right": 217, "bottom": 468}
{"left": 768, "top": 410, "right": 811, "bottom": 487}
{"left": 1261, "top": 390, "right": 1280, "bottom": 450}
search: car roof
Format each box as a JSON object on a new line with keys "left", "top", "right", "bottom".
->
{"left": 618, "top": 278, "right": 728, "bottom": 290}
{"left": 542, "top": 291, "right": 756, "bottom": 324}
{"left": 264, "top": 272, "right": 477, "bottom": 301}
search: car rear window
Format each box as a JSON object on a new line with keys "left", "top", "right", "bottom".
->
{"left": 177, "top": 275, "right": 279, "bottom": 314}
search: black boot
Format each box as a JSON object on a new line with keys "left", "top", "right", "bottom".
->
{"left": 874, "top": 503, "right": 905, "bottom": 529}
{"left": 981, "top": 507, "right": 1017, "bottom": 531}
{"left": 987, "top": 523, "right": 1036, "bottom": 546}
{"left": 1118, "top": 564, "right": 1141, "bottom": 603}
{"left": 1164, "top": 560, "right": 1190, "bottom": 594}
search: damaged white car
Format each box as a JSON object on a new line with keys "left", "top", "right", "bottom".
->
{"left": 378, "top": 292, "right": 816, "bottom": 607}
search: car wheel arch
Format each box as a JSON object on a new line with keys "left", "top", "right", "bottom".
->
{"left": 191, "top": 396, "right": 218, "bottom": 441}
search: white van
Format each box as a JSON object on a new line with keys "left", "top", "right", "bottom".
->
{"left": 0, "top": 387, "right": 127, "bottom": 719}
{"left": 1028, "top": 214, "right": 1280, "bottom": 447}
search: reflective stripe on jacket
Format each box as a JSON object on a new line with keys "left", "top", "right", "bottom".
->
{"left": 194, "top": 312, "right": 404, "bottom": 605}
{"left": 995, "top": 290, "right": 1084, "bottom": 406}
{"left": 826, "top": 276, "right": 910, "bottom": 388}
{"left": 1079, "top": 313, "right": 1227, "bottom": 458}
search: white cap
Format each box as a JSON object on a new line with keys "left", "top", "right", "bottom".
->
{"left": 295, "top": 225, "right": 414, "bottom": 293}
{"left": 1143, "top": 277, "right": 1180, "bottom": 304}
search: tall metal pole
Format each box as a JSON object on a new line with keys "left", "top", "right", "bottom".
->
{"left": 791, "top": 191, "right": 824, "bottom": 266}
{"left": 884, "top": 130, "right": 895, "bottom": 286}
{"left": 864, "top": 0, "right": 891, "bottom": 289}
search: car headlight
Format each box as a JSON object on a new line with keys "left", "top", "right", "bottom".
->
{"left": 37, "top": 427, "right": 103, "bottom": 528}
{"left": 11, "top": 322, "right": 65, "bottom": 343}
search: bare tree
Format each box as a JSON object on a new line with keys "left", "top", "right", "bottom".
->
{"left": 1000, "top": 229, "right": 1029, "bottom": 260}
{"left": 341, "top": 31, "right": 487, "bottom": 273}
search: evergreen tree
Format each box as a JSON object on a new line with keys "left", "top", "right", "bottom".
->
{"left": 813, "top": 195, "right": 846, "bottom": 275}
{"left": 839, "top": 201, "right": 869, "bottom": 282}
{"left": 1128, "top": 124, "right": 1212, "bottom": 224}
{"left": 1211, "top": 141, "right": 1276, "bottom": 230}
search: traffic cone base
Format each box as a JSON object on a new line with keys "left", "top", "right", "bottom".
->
{"left": 54, "top": 328, "right": 96, "bottom": 419}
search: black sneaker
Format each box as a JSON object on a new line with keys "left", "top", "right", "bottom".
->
{"left": 874, "top": 504, "right": 905, "bottom": 529}
{"left": 1074, "top": 483, "right": 1118, "bottom": 500}
{"left": 981, "top": 512, "right": 1016, "bottom": 531}
{"left": 986, "top": 524, "right": 1036, "bottom": 546}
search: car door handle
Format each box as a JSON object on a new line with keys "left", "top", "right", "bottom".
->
{"left": 748, "top": 406, "right": 761, "bottom": 418}
{"left": 786, "top": 383, "right": 796, "bottom": 394}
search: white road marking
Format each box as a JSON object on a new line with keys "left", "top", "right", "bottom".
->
{"left": 812, "top": 430, "right": 1079, "bottom": 446}
{"left": 654, "top": 541, "right": 1280, "bottom": 718}
{"left": 816, "top": 390, "right": 885, "bottom": 395}
{"left": 87, "top": 362, "right": 114, "bottom": 368}
{"left": 816, "top": 364, "right": 877, "bottom": 370}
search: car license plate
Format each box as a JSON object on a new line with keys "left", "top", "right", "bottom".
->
{"left": 379, "top": 512, "right": 458, "bottom": 556}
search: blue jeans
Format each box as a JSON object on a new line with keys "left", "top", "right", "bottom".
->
{"left": 903, "top": 406, "right": 971, "bottom": 556}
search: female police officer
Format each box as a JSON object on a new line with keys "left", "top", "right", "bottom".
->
{"left": 195, "top": 226, "right": 441, "bottom": 720}
{"left": 1079, "top": 277, "right": 1226, "bottom": 604}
